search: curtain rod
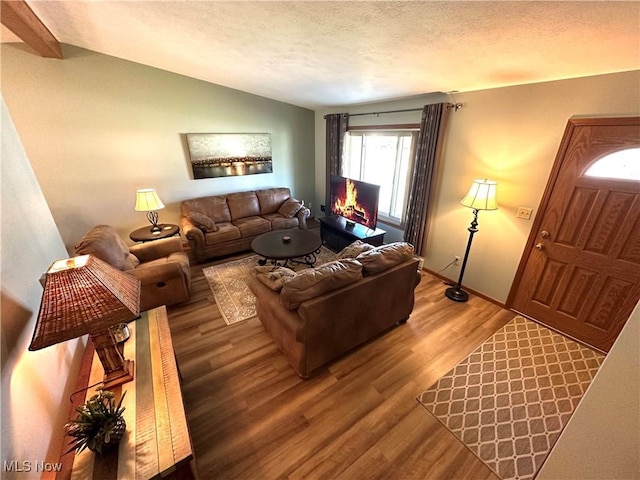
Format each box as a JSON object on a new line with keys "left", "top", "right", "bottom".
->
{"left": 323, "top": 102, "right": 461, "bottom": 119}
{"left": 348, "top": 107, "right": 423, "bottom": 117}
{"left": 323, "top": 107, "right": 421, "bottom": 119}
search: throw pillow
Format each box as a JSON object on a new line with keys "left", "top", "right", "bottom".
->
{"left": 277, "top": 198, "right": 303, "bottom": 218}
{"left": 188, "top": 212, "right": 218, "bottom": 232}
{"left": 279, "top": 258, "right": 363, "bottom": 310}
{"left": 356, "top": 242, "right": 414, "bottom": 274}
{"left": 253, "top": 265, "right": 297, "bottom": 291}
{"left": 334, "top": 239, "right": 375, "bottom": 260}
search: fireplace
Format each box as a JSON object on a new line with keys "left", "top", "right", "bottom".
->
{"left": 330, "top": 175, "right": 380, "bottom": 229}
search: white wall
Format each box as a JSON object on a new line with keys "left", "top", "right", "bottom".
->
{"left": 1, "top": 43, "right": 315, "bottom": 253}
{"left": 315, "top": 70, "right": 640, "bottom": 303}
{"left": 537, "top": 300, "right": 640, "bottom": 480}
{"left": 1, "top": 97, "right": 85, "bottom": 479}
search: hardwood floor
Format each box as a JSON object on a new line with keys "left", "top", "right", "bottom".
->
{"left": 167, "top": 251, "right": 514, "bottom": 479}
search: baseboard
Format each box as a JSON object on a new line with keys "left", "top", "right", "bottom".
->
{"left": 423, "top": 268, "right": 506, "bottom": 309}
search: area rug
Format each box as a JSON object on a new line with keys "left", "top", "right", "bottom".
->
{"left": 417, "top": 316, "right": 604, "bottom": 480}
{"left": 203, "top": 246, "right": 335, "bottom": 326}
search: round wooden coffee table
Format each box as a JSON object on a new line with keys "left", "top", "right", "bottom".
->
{"left": 251, "top": 229, "right": 322, "bottom": 267}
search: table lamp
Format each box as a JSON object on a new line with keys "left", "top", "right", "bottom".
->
{"left": 445, "top": 178, "right": 498, "bottom": 302}
{"left": 135, "top": 188, "right": 165, "bottom": 233}
{"left": 29, "top": 254, "right": 141, "bottom": 389}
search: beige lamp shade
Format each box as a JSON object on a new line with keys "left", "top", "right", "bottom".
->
{"left": 29, "top": 255, "right": 141, "bottom": 351}
{"left": 134, "top": 188, "right": 165, "bottom": 212}
{"left": 460, "top": 179, "right": 498, "bottom": 211}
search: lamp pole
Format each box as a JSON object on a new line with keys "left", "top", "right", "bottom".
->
{"left": 445, "top": 208, "right": 479, "bottom": 302}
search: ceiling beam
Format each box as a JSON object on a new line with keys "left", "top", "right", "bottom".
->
{"left": 1, "top": 0, "right": 62, "bottom": 59}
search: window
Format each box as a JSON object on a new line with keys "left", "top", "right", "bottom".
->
{"left": 584, "top": 148, "right": 640, "bottom": 181}
{"left": 342, "top": 129, "right": 418, "bottom": 226}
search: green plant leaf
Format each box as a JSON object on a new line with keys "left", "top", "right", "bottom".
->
{"left": 64, "top": 389, "right": 126, "bottom": 454}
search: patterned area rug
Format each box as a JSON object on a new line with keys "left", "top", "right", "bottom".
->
{"left": 417, "top": 316, "right": 604, "bottom": 480}
{"left": 203, "top": 246, "right": 335, "bottom": 325}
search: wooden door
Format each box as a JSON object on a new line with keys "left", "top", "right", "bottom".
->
{"left": 509, "top": 117, "right": 640, "bottom": 352}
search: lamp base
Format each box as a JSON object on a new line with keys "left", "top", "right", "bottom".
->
{"left": 90, "top": 330, "right": 135, "bottom": 389}
{"left": 445, "top": 286, "right": 469, "bottom": 302}
{"left": 102, "top": 359, "right": 135, "bottom": 389}
{"left": 147, "top": 211, "right": 161, "bottom": 233}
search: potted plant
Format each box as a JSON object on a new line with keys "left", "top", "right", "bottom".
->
{"left": 65, "top": 390, "right": 127, "bottom": 455}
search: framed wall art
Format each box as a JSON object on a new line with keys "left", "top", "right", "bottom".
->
{"left": 186, "top": 133, "right": 272, "bottom": 179}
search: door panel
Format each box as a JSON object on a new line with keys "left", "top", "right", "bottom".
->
{"left": 510, "top": 117, "right": 640, "bottom": 352}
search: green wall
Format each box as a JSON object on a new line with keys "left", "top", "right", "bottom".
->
{"left": 1, "top": 43, "right": 315, "bottom": 251}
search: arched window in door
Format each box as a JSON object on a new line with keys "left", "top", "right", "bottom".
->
{"left": 584, "top": 148, "right": 640, "bottom": 180}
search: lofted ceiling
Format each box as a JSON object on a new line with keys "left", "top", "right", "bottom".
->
{"left": 2, "top": 1, "right": 639, "bottom": 109}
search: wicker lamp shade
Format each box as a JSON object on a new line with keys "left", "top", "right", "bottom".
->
{"left": 29, "top": 255, "right": 140, "bottom": 389}
{"left": 29, "top": 255, "right": 141, "bottom": 351}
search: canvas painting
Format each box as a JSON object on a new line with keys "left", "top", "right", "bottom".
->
{"left": 186, "top": 133, "right": 272, "bottom": 179}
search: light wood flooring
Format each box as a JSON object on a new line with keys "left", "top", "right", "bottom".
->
{"left": 167, "top": 250, "right": 514, "bottom": 479}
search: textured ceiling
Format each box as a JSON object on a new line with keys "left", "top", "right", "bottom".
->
{"left": 4, "top": 1, "right": 640, "bottom": 108}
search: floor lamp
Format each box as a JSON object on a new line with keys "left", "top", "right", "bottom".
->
{"left": 445, "top": 179, "right": 498, "bottom": 302}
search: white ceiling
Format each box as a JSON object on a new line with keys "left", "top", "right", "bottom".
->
{"left": 3, "top": 1, "right": 640, "bottom": 109}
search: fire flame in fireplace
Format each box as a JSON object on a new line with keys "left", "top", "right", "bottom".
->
{"left": 333, "top": 179, "right": 370, "bottom": 225}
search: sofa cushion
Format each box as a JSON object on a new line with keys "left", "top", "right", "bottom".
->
{"left": 280, "top": 258, "right": 363, "bottom": 310}
{"left": 254, "top": 265, "right": 297, "bottom": 291}
{"left": 233, "top": 216, "right": 271, "bottom": 237}
{"left": 335, "top": 239, "right": 375, "bottom": 260}
{"left": 263, "top": 213, "right": 299, "bottom": 230}
{"left": 227, "top": 191, "right": 260, "bottom": 220}
{"left": 75, "top": 225, "right": 139, "bottom": 271}
{"left": 278, "top": 198, "right": 303, "bottom": 218}
{"left": 256, "top": 188, "right": 291, "bottom": 214}
{"left": 187, "top": 212, "right": 218, "bottom": 232}
{"left": 204, "top": 222, "right": 241, "bottom": 246}
{"left": 181, "top": 196, "right": 231, "bottom": 223}
{"left": 356, "top": 242, "right": 415, "bottom": 274}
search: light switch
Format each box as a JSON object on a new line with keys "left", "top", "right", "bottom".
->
{"left": 516, "top": 207, "right": 533, "bottom": 220}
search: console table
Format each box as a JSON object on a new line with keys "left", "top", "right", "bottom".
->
{"left": 319, "top": 215, "right": 386, "bottom": 251}
{"left": 57, "top": 307, "right": 195, "bottom": 480}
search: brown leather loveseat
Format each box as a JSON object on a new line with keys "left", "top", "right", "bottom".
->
{"left": 248, "top": 241, "right": 421, "bottom": 378}
{"left": 75, "top": 225, "right": 191, "bottom": 312}
{"left": 180, "top": 187, "right": 311, "bottom": 262}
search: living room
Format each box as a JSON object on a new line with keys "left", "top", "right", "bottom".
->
{"left": 2, "top": 1, "right": 639, "bottom": 479}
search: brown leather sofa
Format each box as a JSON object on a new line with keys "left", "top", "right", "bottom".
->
{"left": 75, "top": 225, "right": 191, "bottom": 312}
{"left": 180, "top": 187, "right": 311, "bottom": 262}
{"left": 248, "top": 242, "right": 421, "bottom": 378}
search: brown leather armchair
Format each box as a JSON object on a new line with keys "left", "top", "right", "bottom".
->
{"left": 75, "top": 225, "right": 191, "bottom": 312}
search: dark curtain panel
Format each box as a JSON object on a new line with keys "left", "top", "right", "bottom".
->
{"left": 403, "top": 103, "right": 450, "bottom": 255}
{"left": 325, "top": 113, "right": 349, "bottom": 209}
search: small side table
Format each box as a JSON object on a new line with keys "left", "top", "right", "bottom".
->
{"left": 129, "top": 223, "right": 180, "bottom": 242}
